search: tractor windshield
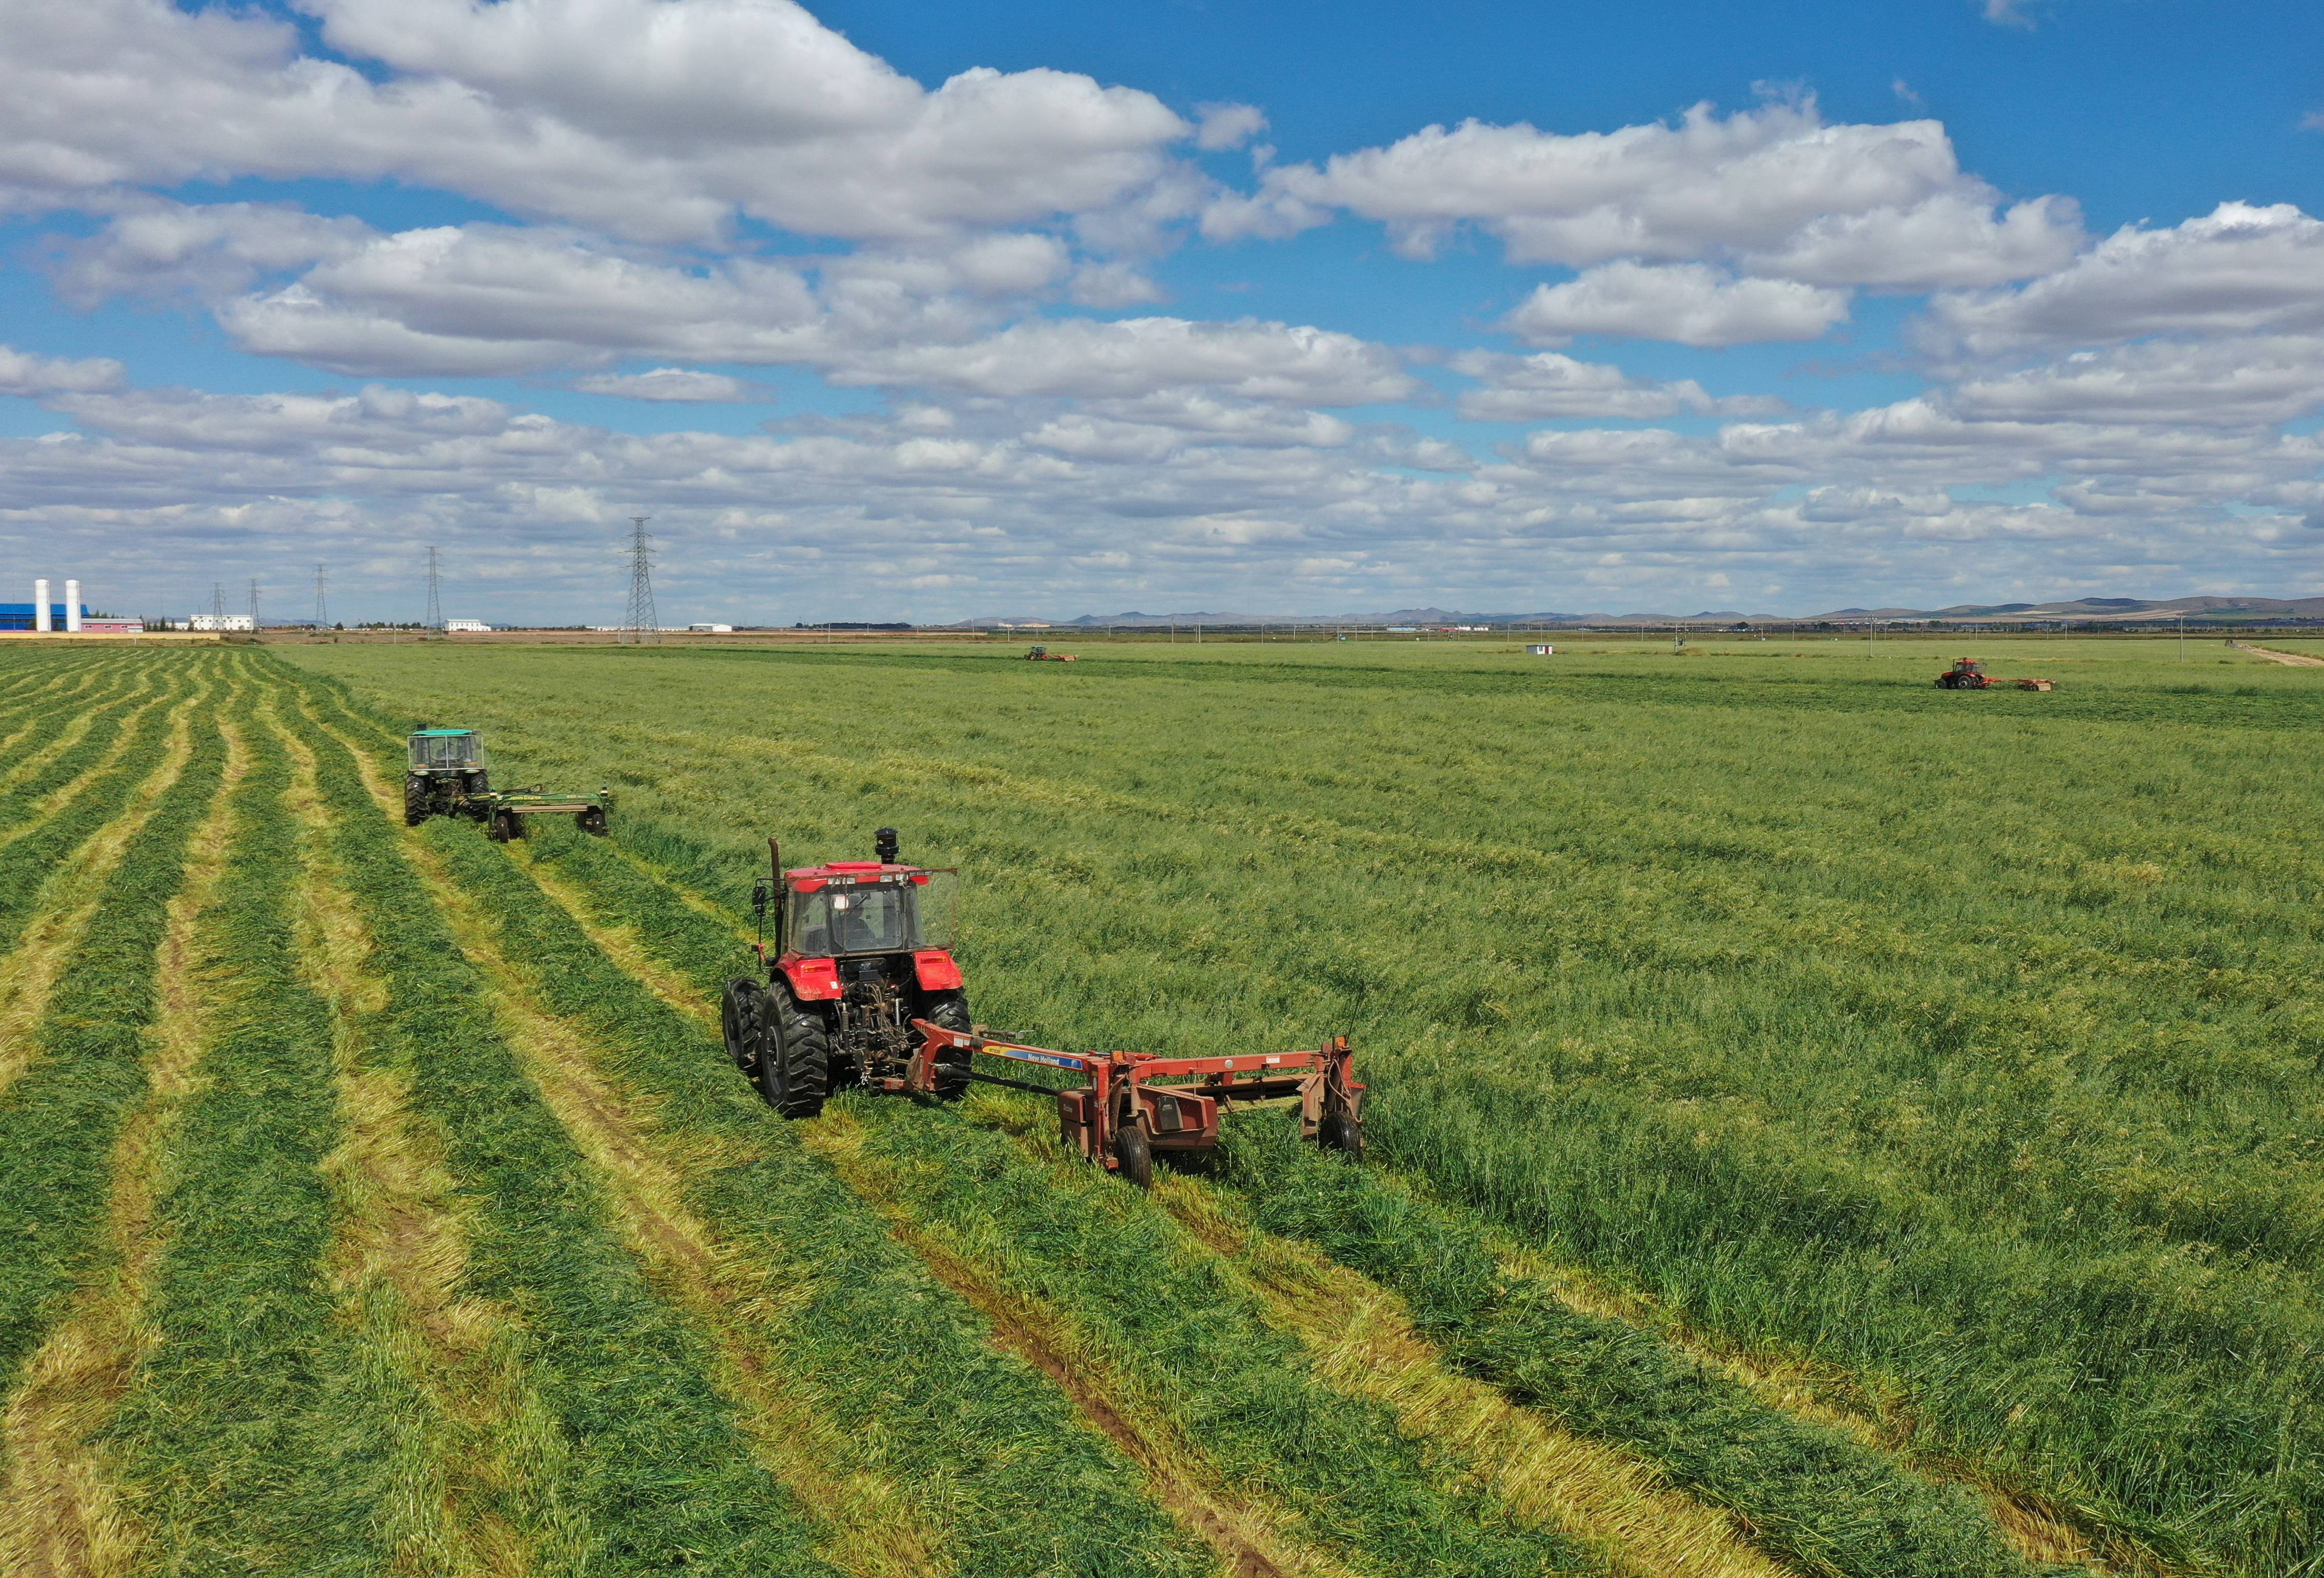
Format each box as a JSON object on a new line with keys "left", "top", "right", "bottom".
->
{"left": 409, "top": 733, "right": 483, "bottom": 771}
{"left": 788, "top": 871, "right": 956, "bottom": 956}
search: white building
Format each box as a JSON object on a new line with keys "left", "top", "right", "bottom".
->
{"left": 191, "top": 613, "right": 256, "bottom": 632}
{"left": 688, "top": 622, "right": 734, "bottom": 633}
{"left": 444, "top": 618, "right": 491, "bottom": 633}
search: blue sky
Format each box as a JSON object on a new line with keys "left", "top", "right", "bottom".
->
{"left": 2, "top": 0, "right": 2321, "bottom": 623}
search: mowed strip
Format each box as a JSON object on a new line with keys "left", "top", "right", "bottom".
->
{"left": 0, "top": 660, "right": 113, "bottom": 757}
{"left": 0, "top": 666, "right": 184, "bottom": 853}
{"left": 0, "top": 684, "right": 244, "bottom": 1578}
{"left": 91, "top": 695, "right": 401, "bottom": 1575}
{"left": 280, "top": 683, "right": 856, "bottom": 1578}
{"left": 275, "top": 682, "right": 1225, "bottom": 1578}
{"left": 0, "top": 663, "right": 153, "bottom": 816}
{"left": 272, "top": 696, "right": 594, "bottom": 1578}
{"left": 0, "top": 666, "right": 213, "bottom": 1101}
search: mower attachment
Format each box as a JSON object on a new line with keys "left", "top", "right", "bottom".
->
{"left": 908, "top": 1021, "right": 1364, "bottom": 1186}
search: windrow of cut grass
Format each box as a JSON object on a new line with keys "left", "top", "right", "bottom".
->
{"left": 0, "top": 661, "right": 154, "bottom": 824}
{"left": 92, "top": 677, "right": 401, "bottom": 1576}
{"left": 815, "top": 1096, "right": 1604, "bottom": 1578}
{"left": 0, "top": 669, "right": 233, "bottom": 1556}
{"left": 0, "top": 666, "right": 184, "bottom": 853}
{"left": 272, "top": 693, "right": 596, "bottom": 1578}
{"left": 285, "top": 672, "right": 1232, "bottom": 1578}
{"left": 275, "top": 680, "right": 859, "bottom": 1578}
{"left": 0, "top": 657, "right": 117, "bottom": 757}
{"left": 277, "top": 639, "right": 2324, "bottom": 1575}
{"left": 0, "top": 664, "right": 214, "bottom": 1099}
{"left": 0, "top": 681, "right": 248, "bottom": 1578}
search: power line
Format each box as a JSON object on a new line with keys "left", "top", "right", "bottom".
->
{"left": 313, "top": 562, "right": 328, "bottom": 631}
{"left": 622, "top": 516, "right": 658, "bottom": 645}
{"left": 424, "top": 546, "right": 443, "bottom": 630}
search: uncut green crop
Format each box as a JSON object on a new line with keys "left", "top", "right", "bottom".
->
{"left": 278, "top": 635, "right": 2324, "bottom": 1575}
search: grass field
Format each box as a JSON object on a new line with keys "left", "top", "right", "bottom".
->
{"left": 0, "top": 633, "right": 2315, "bottom": 1577}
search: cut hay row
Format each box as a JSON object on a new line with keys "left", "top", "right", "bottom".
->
{"left": 1142, "top": 1167, "right": 1797, "bottom": 1578}
{"left": 0, "top": 671, "right": 237, "bottom": 1577}
{"left": 0, "top": 659, "right": 117, "bottom": 754}
{"left": 269, "top": 693, "right": 590, "bottom": 1578}
{"left": 817, "top": 1100, "right": 1600, "bottom": 1578}
{"left": 0, "top": 663, "right": 154, "bottom": 818}
{"left": 84, "top": 686, "right": 403, "bottom": 1574}
{"left": 0, "top": 665, "right": 216, "bottom": 1102}
{"left": 275, "top": 675, "right": 1228, "bottom": 1578}
{"left": 0, "top": 657, "right": 157, "bottom": 796}
{"left": 1216, "top": 1121, "right": 2055, "bottom": 1578}
{"left": 275, "top": 681, "right": 859, "bottom": 1577}
{"left": 0, "top": 667, "right": 182, "bottom": 853}
{"left": 0, "top": 689, "right": 246, "bottom": 1578}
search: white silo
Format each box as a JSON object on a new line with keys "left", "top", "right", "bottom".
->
{"left": 64, "top": 580, "right": 80, "bottom": 633}
{"left": 33, "top": 579, "right": 49, "bottom": 633}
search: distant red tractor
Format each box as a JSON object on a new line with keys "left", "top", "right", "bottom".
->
{"left": 722, "top": 827, "right": 971, "bottom": 1117}
{"left": 1936, "top": 657, "right": 2054, "bottom": 692}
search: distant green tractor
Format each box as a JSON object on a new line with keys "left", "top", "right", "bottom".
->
{"left": 404, "top": 728, "right": 612, "bottom": 841}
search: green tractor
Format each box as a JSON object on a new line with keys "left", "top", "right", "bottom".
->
{"left": 405, "top": 728, "right": 613, "bottom": 842}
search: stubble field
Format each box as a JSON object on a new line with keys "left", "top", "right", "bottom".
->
{"left": 0, "top": 634, "right": 2316, "bottom": 1578}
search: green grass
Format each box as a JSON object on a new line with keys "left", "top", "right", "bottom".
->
{"left": 279, "top": 635, "right": 2324, "bottom": 1574}
{"left": 0, "top": 663, "right": 229, "bottom": 1397}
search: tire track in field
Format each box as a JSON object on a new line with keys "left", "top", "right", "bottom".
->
{"left": 0, "top": 667, "right": 146, "bottom": 803}
{"left": 1136, "top": 1167, "right": 1797, "bottom": 1578}
{"left": 0, "top": 696, "right": 246, "bottom": 1578}
{"left": 804, "top": 1113, "right": 1354, "bottom": 1578}
{"left": 269, "top": 693, "right": 584, "bottom": 1578}
{"left": 306, "top": 698, "right": 947, "bottom": 1578}
{"left": 0, "top": 673, "right": 209, "bottom": 1102}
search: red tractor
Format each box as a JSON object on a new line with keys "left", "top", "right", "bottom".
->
{"left": 1936, "top": 657, "right": 1993, "bottom": 688}
{"left": 722, "top": 827, "right": 971, "bottom": 1117}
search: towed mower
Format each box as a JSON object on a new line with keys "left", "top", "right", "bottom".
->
{"left": 1935, "top": 658, "right": 2054, "bottom": 692}
{"left": 721, "top": 826, "right": 1362, "bottom": 1186}
{"left": 404, "top": 727, "right": 614, "bottom": 840}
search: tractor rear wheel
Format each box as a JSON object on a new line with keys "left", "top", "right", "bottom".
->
{"left": 759, "top": 992, "right": 829, "bottom": 1118}
{"left": 404, "top": 775, "right": 428, "bottom": 826}
{"left": 1113, "top": 1115, "right": 1153, "bottom": 1190}
{"left": 1319, "top": 1112, "right": 1363, "bottom": 1158}
{"left": 922, "top": 991, "right": 972, "bottom": 1099}
{"left": 722, "top": 977, "right": 766, "bottom": 1072}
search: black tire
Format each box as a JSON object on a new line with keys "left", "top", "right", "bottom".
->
{"left": 722, "top": 977, "right": 766, "bottom": 1072}
{"left": 922, "top": 991, "right": 973, "bottom": 1099}
{"left": 464, "top": 769, "right": 491, "bottom": 794}
{"left": 1319, "top": 1112, "right": 1363, "bottom": 1159}
{"left": 759, "top": 991, "right": 830, "bottom": 1118}
{"left": 578, "top": 805, "right": 609, "bottom": 836}
{"left": 1113, "top": 1115, "right": 1153, "bottom": 1190}
{"left": 404, "top": 775, "right": 428, "bottom": 826}
{"left": 486, "top": 810, "right": 509, "bottom": 842}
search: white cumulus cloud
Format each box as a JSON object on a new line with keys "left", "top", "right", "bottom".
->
{"left": 1505, "top": 262, "right": 1851, "bottom": 347}
{"left": 0, "top": 344, "right": 125, "bottom": 397}
{"left": 575, "top": 368, "right": 767, "bottom": 402}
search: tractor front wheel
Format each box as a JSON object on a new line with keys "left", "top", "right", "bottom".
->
{"left": 404, "top": 775, "right": 429, "bottom": 826}
{"left": 759, "top": 992, "right": 830, "bottom": 1118}
{"left": 722, "top": 977, "right": 766, "bottom": 1072}
{"left": 1113, "top": 1115, "right": 1153, "bottom": 1190}
{"left": 922, "top": 991, "right": 973, "bottom": 1099}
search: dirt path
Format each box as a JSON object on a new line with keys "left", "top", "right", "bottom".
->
{"left": 2228, "top": 642, "right": 2324, "bottom": 666}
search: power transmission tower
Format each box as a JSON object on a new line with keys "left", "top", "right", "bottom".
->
{"left": 248, "top": 578, "right": 261, "bottom": 630}
{"left": 621, "top": 516, "right": 658, "bottom": 645}
{"left": 424, "top": 546, "right": 443, "bottom": 630}
{"left": 313, "top": 563, "right": 328, "bottom": 631}
{"left": 210, "top": 582, "right": 225, "bottom": 621}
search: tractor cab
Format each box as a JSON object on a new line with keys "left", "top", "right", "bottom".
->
{"left": 1936, "top": 658, "right": 1991, "bottom": 689}
{"left": 729, "top": 827, "right": 971, "bottom": 1117}
{"left": 408, "top": 728, "right": 486, "bottom": 778}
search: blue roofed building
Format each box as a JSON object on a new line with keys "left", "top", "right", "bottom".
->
{"left": 0, "top": 603, "right": 88, "bottom": 631}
